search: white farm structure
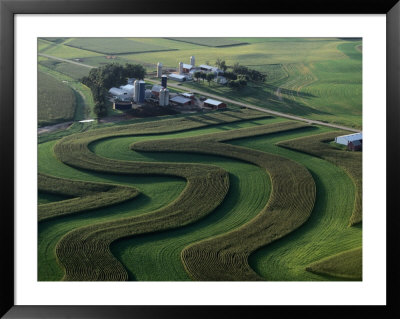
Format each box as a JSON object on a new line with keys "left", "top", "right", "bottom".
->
{"left": 335, "top": 132, "right": 362, "bottom": 146}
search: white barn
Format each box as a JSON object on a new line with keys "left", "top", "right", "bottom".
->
{"left": 335, "top": 132, "right": 362, "bottom": 146}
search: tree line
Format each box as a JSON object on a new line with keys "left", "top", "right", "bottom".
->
{"left": 81, "top": 63, "right": 146, "bottom": 117}
{"left": 193, "top": 58, "right": 267, "bottom": 90}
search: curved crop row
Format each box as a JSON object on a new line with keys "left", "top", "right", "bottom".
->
{"left": 133, "top": 121, "right": 316, "bottom": 280}
{"left": 277, "top": 131, "right": 362, "bottom": 225}
{"left": 38, "top": 173, "right": 139, "bottom": 222}
{"left": 51, "top": 111, "right": 269, "bottom": 280}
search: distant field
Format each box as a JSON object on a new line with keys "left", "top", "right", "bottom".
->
{"left": 165, "top": 37, "right": 249, "bottom": 47}
{"left": 39, "top": 58, "right": 91, "bottom": 80}
{"left": 38, "top": 71, "right": 76, "bottom": 126}
{"left": 66, "top": 37, "right": 177, "bottom": 55}
{"left": 38, "top": 39, "right": 102, "bottom": 59}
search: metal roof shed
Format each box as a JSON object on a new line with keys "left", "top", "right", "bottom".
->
{"left": 335, "top": 132, "right": 363, "bottom": 145}
{"left": 170, "top": 96, "right": 192, "bottom": 105}
{"left": 168, "top": 74, "right": 186, "bottom": 81}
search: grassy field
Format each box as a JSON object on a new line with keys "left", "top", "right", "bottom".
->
{"left": 38, "top": 71, "right": 77, "bottom": 126}
{"left": 65, "top": 37, "right": 178, "bottom": 55}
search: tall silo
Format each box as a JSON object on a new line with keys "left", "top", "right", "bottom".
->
{"left": 159, "top": 88, "right": 165, "bottom": 106}
{"left": 161, "top": 75, "right": 168, "bottom": 88}
{"left": 157, "top": 62, "right": 163, "bottom": 78}
{"left": 178, "top": 62, "right": 183, "bottom": 74}
{"left": 133, "top": 80, "right": 140, "bottom": 103}
{"left": 190, "top": 56, "right": 195, "bottom": 67}
{"left": 138, "top": 80, "right": 146, "bottom": 103}
{"left": 164, "top": 89, "right": 169, "bottom": 106}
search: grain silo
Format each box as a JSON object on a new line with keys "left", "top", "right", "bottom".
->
{"left": 164, "top": 89, "right": 169, "bottom": 106}
{"left": 159, "top": 88, "right": 165, "bottom": 106}
{"left": 138, "top": 80, "right": 146, "bottom": 103}
{"left": 157, "top": 62, "right": 163, "bottom": 78}
{"left": 190, "top": 56, "right": 195, "bottom": 67}
{"left": 133, "top": 80, "right": 140, "bottom": 103}
{"left": 161, "top": 75, "right": 168, "bottom": 88}
{"left": 178, "top": 62, "right": 183, "bottom": 75}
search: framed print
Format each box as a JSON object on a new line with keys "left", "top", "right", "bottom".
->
{"left": 1, "top": 0, "right": 399, "bottom": 318}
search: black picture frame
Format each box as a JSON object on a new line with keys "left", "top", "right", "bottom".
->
{"left": 1, "top": 0, "right": 399, "bottom": 318}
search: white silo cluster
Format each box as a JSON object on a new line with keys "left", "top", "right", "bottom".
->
{"left": 178, "top": 62, "right": 183, "bottom": 75}
{"left": 159, "top": 88, "right": 169, "bottom": 106}
{"left": 190, "top": 56, "right": 195, "bottom": 67}
{"left": 157, "top": 62, "right": 163, "bottom": 78}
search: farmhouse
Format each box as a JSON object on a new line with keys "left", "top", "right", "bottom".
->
{"left": 203, "top": 98, "right": 227, "bottom": 109}
{"left": 335, "top": 132, "right": 362, "bottom": 151}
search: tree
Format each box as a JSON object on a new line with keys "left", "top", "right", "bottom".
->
{"left": 93, "top": 101, "right": 107, "bottom": 118}
{"left": 194, "top": 71, "right": 202, "bottom": 82}
{"left": 206, "top": 73, "right": 215, "bottom": 86}
{"left": 215, "top": 58, "right": 227, "bottom": 72}
{"left": 224, "top": 71, "right": 237, "bottom": 80}
{"left": 123, "top": 63, "right": 146, "bottom": 80}
{"left": 200, "top": 72, "right": 207, "bottom": 83}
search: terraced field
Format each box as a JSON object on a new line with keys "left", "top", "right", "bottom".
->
{"left": 38, "top": 109, "right": 362, "bottom": 281}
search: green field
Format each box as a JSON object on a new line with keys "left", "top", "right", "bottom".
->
{"left": 38, "top": 71, "right": 77, "bottom": 126}
{"left": 37, "top": 38, "right": 362, "bottom": 282}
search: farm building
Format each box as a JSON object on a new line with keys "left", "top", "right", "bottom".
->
{"left": 335, "top": 132, "right": 362, "bottom": 145}
{"left": 109, "top": 87, "right": 131, "bottom": 101}
{"left": 113, "top": 101, "right": 132, "bottom": 110}
{"left": 199, "top": 64, "right": 223, "bottom": 75}
{"left": 203, "top": 98, "right": 227, "bottom": 109}
{"left": 119, "top": 84, "right": 134, "bottom": 96}
{"left": 169, "top": 74, "right": 186, "bottom": 82}
{"left": 180, "top": 92, "right": 195, "bottom": 99}
{"left": 170, "top": 96, "right": 192, "bottom": 106}
{"left": 151, "top": 85, "right": 163, "bottom": 96}
{"left": 182, "top": 63, "right": 194, "bottom": 73}
{"left": 348, "top": 140, "right": 362, "bottom": 151}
